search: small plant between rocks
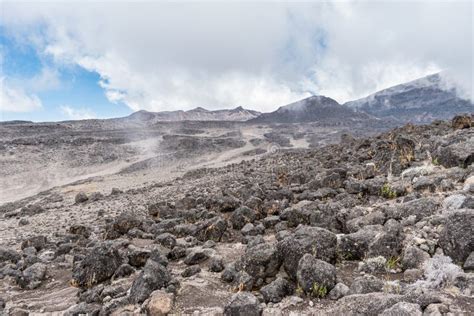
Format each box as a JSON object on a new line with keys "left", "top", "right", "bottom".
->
{"left": 380, "top": 183, "right": 397, "bottom": 199}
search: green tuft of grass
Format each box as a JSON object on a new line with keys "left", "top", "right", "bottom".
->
{"left": 381, "top": 183, "right": 397, "bottom": 199}
{"left": 311, "top": 282, "right": 328, "bottom": 298}
{"left": 386, "top": 256, "right": 400, "bottom": 270}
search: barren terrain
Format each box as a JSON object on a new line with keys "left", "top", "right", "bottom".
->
{"left": 0, "top": 116, "right": 472, "bottom": 315}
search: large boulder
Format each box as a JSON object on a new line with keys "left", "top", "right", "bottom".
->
{"left": 241, "top": 242, "right": 281, "bottom": 281}
{"left": 129, "top": 259, "right": 171, "bottom": 303}
{"left": 439, "top": 209, "right": 474, "bottom": 264}
{"left": 224, "top": 292, "right": 261, "bottom": 316}
{"left": 277, "top": 225, "right": 337, "bottom": 280}
{"left": 71, "top": 244, "right": 122, "bottom": 288}
{"left": 296, "top": 254, "right": 336, "bottom": 296}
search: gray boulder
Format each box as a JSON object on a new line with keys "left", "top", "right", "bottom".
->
{"left": 229, "top": 206, "right": 256, "bottom": 230}
{"left": 439, "top": 209, "right": 474, "bottom": 264}
{"left": 380, "top": 302, "right": 422, "bottom": 316}
{"left": 329, "top": 293, "right": 403, "bottom": 316}
{"left": 155, "top": 233, "right": 177, "bottom": 249}
{"left": 129, "top": 259, "right": 171, "bottom": 303}
{"left": 181, "top": 265, "right": 201, "bottom": 277}
{"left": 0, "top": 247, "right": 21, "bottom": 263}
{"left": 383, "top": 198, "right": 439, "bottom": 222}
{"left": 104, "top": 212, "right": 142, "bottom": 239}
{"left": 21, "top": 235, "right": 47, "bottom": 251}
{"left": 195, "top": 216, "right": 227, "bottom": 242}
{"left": 260, "top": 277, "right": 294, "bottom": 303}
{"left": 401, "top": 245, "right": 430, "bottom": 270}
{"left": 75, "top": 192, "right": 89, "bottom": 204}
{"left": 296, "top": 254, "right": 336, "bottom": 296}
{"left": 241, "top": 242, "right": 281, "bottom": 281}
{"left": 18, "top": 262, "right": 47, "bottom": 289}
{"left": 71, "top": 244, "right": 122, "bottom": 288}
{"left": 224, "top": 292, "right": 261, "bottom": 316}
{"left": 327, "top": 282, "right": 350, "bottom": 300}
{"left": 184, "top": 248, "right": 210, "bottom": 265}
{"left": 338, "top": 226, "right": 381, "bottom": 260}
{"left": 463, "top": 252, "right": 474, "bottom": 271}
{"left": 277, "top": 225, "right": 337, "bottom": 280}
{"left": 349, "top": 275, "right": 384, "bottom": 294}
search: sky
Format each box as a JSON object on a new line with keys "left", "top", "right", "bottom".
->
{"left": 0, "top": 0, "right": 472, "bottom": 122}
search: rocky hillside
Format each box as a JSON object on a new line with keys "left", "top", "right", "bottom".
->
{"left": 0, "top": 115, "right": 473, "bottom": 315}
{"left": 251, "top": 95, "right": 370, "bottom": 124}
{"left": 126, "top": 106, "right": 261, "bottom": 123}
{"left": 345, "top": 73, "right": 473, "bottom": 123}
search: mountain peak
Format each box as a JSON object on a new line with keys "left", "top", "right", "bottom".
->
{"left": 344, "top": 72, "right": 473, "bottom": 123}
{"left": 190, "top": 107, "right": 209, "bottom": 112}
{"left": 251, "top": 95, "right": 367, "bottom": 123}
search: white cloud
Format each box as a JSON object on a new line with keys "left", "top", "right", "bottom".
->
{"left": 1, "top": 1, "right": 472, "bottom": 113}
{"left": 59, "top": 105, "right": 96, "bottom": 120}
{"left": 0, "top": 77, "right": 42, "bottom": 112}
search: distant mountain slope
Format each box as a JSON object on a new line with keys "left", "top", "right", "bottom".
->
{"left": 126, "top": 106, "right": 261, "bottom": 122}
{"left": 344, "top": 73, "right": 473, "bottom": 123}
{"left": 250, "top": 95, "right": 370, "bottom": 123}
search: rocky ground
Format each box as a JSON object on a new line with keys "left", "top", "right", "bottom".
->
{"left": 0, "top": 115, "right": 473, "bottom": 315}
